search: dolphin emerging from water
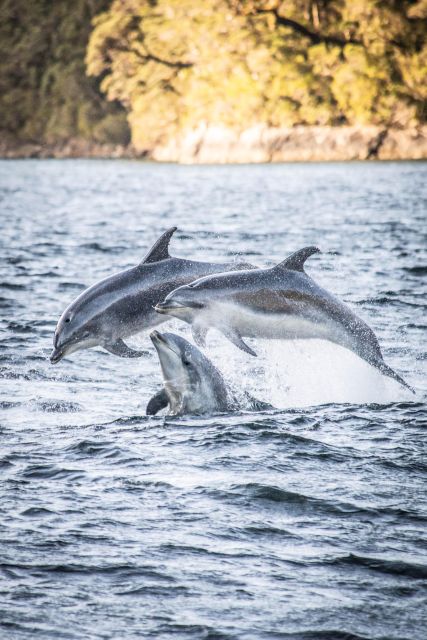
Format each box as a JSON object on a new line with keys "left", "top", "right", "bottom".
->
{"left": 50, "top": 228, "right": 255, "bottom": 364}
{"left": 147, "top": 331, "right": 234, "bottom": 416}
{"left": 155, "top": 247, "right": 412, "bottom": 392}
{"left": 147, "top": 331, "right": 271, "bottom": 416}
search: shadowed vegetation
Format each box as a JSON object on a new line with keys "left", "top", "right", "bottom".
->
{"left": 0, "top": 0, "right": 130, "bottom": 146}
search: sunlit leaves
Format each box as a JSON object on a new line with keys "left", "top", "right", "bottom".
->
{"left": 86, "top": 0, "right": 427, "bottom": 150}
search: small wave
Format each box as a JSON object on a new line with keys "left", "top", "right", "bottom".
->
{"left": 66, "top": 439, "right": 126, "bottom": 460}
{"left": 6, "top": 321, "right": 35, "bottom": 333}
{"left": 5, "top": 255, "right": 25, "bottom": 264}
{"left": 403, "top": 265, "right": 427, "bottom": 276}
{"left": 116, "top": 584, "right": 189, "bottom": 597}
{"left": 20, "top": 507, "right": 56, "bottom": 517}
{"left": 330, "top": 553, "right": 427, "bottom": 580}
{"left": 123, "top": 479, "right": 174, "bottom": 492}
{"left": 0, "top": 296, "right": 15, "bottom": 308}
{"left": 80, "top": 242, "right": 124, "bottom": 253}
{"left": 32, "top": 270, "right": 59, "bottom": 278}
{"left": 357, "top": 296, "right": 420, "bottom": 308}
{"left": 57, "top": 281, "right": 86, "bottom": 290}
{"left": 268, "top": 632, "right": 375, "bottom": 640}
{"left": 0, "top": 282, "right": 26, "bottom": 290}
{"left": 156, "top": 623, "right": 234, "bottom": 639}
{"left": 208, "top": 482, "right": 356, "bottom": 517}
{"left": 243, "top": 524, "right": 302, "bottom": 541}
{"left": 93, "top": 415, "right": 148, "bottom": 429}
{"left": 208, "top": 483, "right": 425, "bottom": 523}
{"left": 159, "top": 542, "right": 256, "bottom": 561}
{"left": 21, "top": 465, "right": 84, "bottom": 480}
{"left": 0, "top": 621, "right": 77, "bottom": 639}
{"left": 0, "top": 561, "right": 174, "bottom": 579}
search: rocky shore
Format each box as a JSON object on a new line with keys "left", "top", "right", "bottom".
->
{"left": 1, "top": 125, "right": 426, "bottom": 163}
{"left": 0, "top": 137, "right": 137, "bottom": 160}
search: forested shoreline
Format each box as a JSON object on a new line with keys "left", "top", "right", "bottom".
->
{"left": 1, "top": 0, "right": 426, "bottom": 161}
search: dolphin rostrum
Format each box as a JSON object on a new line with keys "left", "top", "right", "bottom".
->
{"left": 50, "top": 228, "right": 255, "bottom": 364}
{"left": 147, "top": 331, "right": 271, "bottom": 416}
{"left": 155, "top": 247, "right": 412, "bottom": 392}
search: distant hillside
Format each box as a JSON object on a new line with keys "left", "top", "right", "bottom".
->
{"left": 1, "top": 0, "right": 426, "bottom": 160}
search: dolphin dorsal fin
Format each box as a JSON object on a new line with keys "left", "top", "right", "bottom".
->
{"left": 275, "top": 246, "right": 320, "bottom": 272}
{"left": 141, "top": 227, "right": 177, "bottom": 264}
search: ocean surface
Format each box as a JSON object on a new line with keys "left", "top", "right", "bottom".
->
{"left": 0, "top": 159, "right": 426, "bottom": 639}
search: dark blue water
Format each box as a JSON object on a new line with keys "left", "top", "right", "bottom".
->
{"left": 1, "top": 160, "right": 426, "bottom": 639}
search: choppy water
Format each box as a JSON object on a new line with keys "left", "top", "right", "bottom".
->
{"left": 1, "top": 159, "right": 426, "bottom": 639}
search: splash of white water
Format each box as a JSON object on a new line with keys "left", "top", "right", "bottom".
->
{"left": 207, "top": 334, "right": 408, "bottom": 408}
{"left": 130, "top": 322, "right": 410, "bottom": 410}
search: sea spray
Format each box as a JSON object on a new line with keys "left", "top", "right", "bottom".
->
{"left": 209, "top": 336, "right": 408, "bottom": 409}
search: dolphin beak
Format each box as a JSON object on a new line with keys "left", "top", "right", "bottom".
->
{"left": 50, "top": 347, "right": 63, "bottom": 364}
{"left": 155, "top": 300, "right": 203, "bottom": 314}
{"left": 154, "top": 301, "right": 178, "bottom": 314}
{"left": 150, "top": 330, "right": 166, "bottom": 345}
{"left": 150, "top": 330, "right": 180, "bottom": 357}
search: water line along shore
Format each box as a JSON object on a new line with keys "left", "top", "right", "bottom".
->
{"left": 2, "top": 125, "right": 426, "bottom": 163}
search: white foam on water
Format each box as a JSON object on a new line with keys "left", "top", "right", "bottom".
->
{"left": 206, "top": 334, "right": 409, "bottom": 408}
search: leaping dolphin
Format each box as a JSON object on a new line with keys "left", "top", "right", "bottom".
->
{"left": 50, "top": 228, "right": 255, "bottom": 363}
{"left": 147, "top": 331, "right": 271, "bottom": 416}
{"left": 155, "top": 247, "right": 412, "bottom": 392}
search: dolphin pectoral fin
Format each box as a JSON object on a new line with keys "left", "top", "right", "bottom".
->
{"left": 104, "top": 338, "right": 148, "bottom": 358}
{"left": 222, "top": 327, "right": 258, "bottom": 357}
{"left": 192, "top": 323, "right": 208, "bottom": 348}
{"left": 146, "top": 389, "right": 169, "bottom": 415}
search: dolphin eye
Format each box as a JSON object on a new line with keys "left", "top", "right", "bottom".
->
{"left": 183, "top": 358, "right": 191, "bottom": 366}
{"left": 65, "top": 318, "right": 71, "bottom": 323}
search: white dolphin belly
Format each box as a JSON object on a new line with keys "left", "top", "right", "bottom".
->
{"left": 209, "top": 301, "right": 346, "bottom": 343}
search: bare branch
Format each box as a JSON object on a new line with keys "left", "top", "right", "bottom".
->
{"left": 259, "top": 9, "right": 362, "bottom": 48}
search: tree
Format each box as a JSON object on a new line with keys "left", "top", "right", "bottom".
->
{"left": 0, "top": 0, "right": 129, "bottom": 145}
{"left": 86, "top": 0, "right": 426, "bottom": 151}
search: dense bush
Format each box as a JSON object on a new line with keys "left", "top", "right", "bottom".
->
{"left": 86, "top": 0, "right": 427, "bottom": 150}
{"left": 0, "top": 0, "right": 130, "bottom": 145}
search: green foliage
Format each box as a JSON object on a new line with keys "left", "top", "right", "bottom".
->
{"left": 0, "top": 0, "right": 130, "bottom": 144}
{"left": 86, "top": 0, "right": 427, "bottom": 150}
{"left": 1, "top": 0, "right": 425, "bottom": 149}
